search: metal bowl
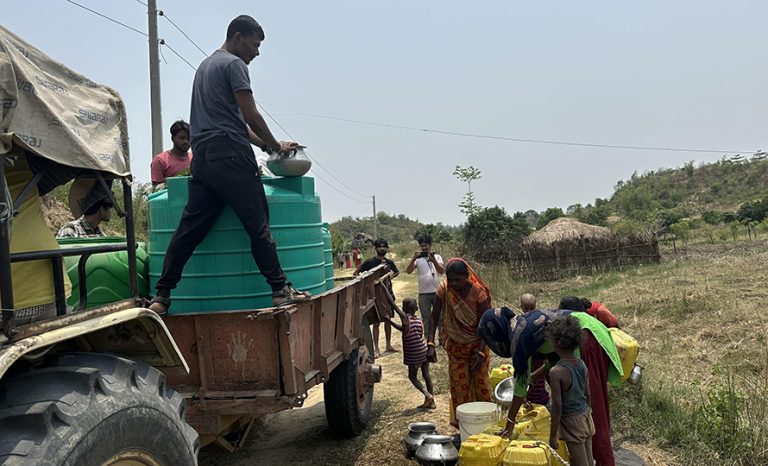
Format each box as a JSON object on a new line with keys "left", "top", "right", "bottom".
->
{"left": 494, "top": 376, "right": 516, "bottom": 407}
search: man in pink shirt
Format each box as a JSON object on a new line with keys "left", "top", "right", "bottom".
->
{"left": 150, "top": 120, "right": 193, "bottom": 185}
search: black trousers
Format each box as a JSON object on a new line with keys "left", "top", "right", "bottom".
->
{"left": 154, "top": 135, "right": 287, "bottom": 296}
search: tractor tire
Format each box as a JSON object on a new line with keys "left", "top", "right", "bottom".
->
{"left": 324, "top": 317, "right": 375, "bottom": 437}
{"left": 0, "top": 352, "right": 199, "bottom": 466}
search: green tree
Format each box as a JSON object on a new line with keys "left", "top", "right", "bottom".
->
{"left": 414, "top": 223, "right": 452, "bottom": 244}
{"left": 536, "top": 207, "right": 565, "bottom": 229}
{"left": 670, "top": 220, "right": 692, "bottom": 246}
{"left": 463, "top": 206, "right": 530, "bottom": 262}
{"left": 523, "top": 209, "right": 540, "bottom": 230}
{"left": 701, "top": 210, "right": 722, "bottom": 225}
{"left": 453, "top": 165, "right": 482, "bottom": 217}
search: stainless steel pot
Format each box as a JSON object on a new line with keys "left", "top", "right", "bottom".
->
{"left": 404, "top": 422, "right": 438, "bottom": 459}
{"left": 628, "top": 363, "right": 643, "bottom": 385}
{"left": 414, "top": 434, "right": 459, "bottom": 466}
{"left": 266, "top": 148, "right": 312, "bottom": 177}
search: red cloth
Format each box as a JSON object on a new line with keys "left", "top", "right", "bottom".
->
{"left": 587, "top": 301, "right": 618, "bottom": 328}
{"left": 581, "top": 330, "right": 615, "bottom": 466}
{"left": 150, "top": 150, "right": 192, "bottom": 184}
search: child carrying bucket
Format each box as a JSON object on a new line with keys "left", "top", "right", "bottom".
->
{"left": 383, "top": 291, "right": 436, "bottom": 409}
{"left": 547, "top": 315, "right": 595, "bottom": 466}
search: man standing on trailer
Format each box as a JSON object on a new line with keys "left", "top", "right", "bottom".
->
{"left": 149, "top": 15, "right": 310, "bottom": 313}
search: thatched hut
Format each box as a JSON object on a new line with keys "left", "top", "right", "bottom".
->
{"left": 519, "top": 217, "right": 659, "bottom": 280}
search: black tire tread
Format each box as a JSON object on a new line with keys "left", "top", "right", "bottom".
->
{"left": 324, "top": 318, "right": 375, "bottom": 437}
{"left": 0, "top": 352, "right": 198, "bottom": 466}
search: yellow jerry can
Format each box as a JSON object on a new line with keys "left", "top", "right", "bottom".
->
{"left": 609, "top": 328, "right": 639, "bottom": 383}
{"left": 459, "top": 433, "right": 507, "bottom": 466}
{"left": 501, "top": 440, "right": 550, "bottom": 466}
{"left": 513, "top": 404, "right": 550, "bottom": 439}
{"left": 490, "top": 364, "right": 515, "bottom": 395}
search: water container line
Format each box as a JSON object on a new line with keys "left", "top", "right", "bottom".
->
{"left": 149, "top": 222, "right": 323, "bottom": 234}
{"left": 148, "top": 241, "right": 325, "bottom": 255}
{"left": 149, "top": 261, "right": 328, "bottom": 279}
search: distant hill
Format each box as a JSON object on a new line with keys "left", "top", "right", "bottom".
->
{"left": 330, "top": 212, "right": 425, "bottom": 246}
{"left": 568, "top": 153, "right": 768, "bottom": 225}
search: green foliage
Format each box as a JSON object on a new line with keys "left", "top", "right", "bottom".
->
{"left": 670, "top": 219, "right": 693, "bottom": 246}
{"left": 453, "top": 165, "right": 482, "bottom": 217}
{"left": 612, "top": 185, "right": 660, "bottom": 220}
{"left": 737, "top": 199, "right": 768, "bottom": 223}
{"left": 329, "top": 212, "right": 428, "bottom": 248}
{"left": 463, "top": 206, "right": 530, "bottom": 262}
{"left": 722, "top": 212, "right": 737, "bottom": 224}
{"left": 610, "top": 218, "right": 655, "bottom": 239}
{"left": 536, "top": 207, "right": 564, "bottom": 229}
{"left": 522, "top": 209, "right": 540, "bottom": 230}
{"left": 610, "top": 374, "right": 768, "bottom": 465}
{"left": 413, "top": 223, "right": 453, "bottom": 244}
{"left": 599, "top": 153, "right": 768, "bottom": 224}
{"left": 701, "top": 210, "right": 723, "bottom": 225}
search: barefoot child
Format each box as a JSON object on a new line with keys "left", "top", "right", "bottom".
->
{"left": 547, "top": 316, "right": 595, "bottom": 466}
{"left": 385, "top": 297, "right": 436, "bottom": 409}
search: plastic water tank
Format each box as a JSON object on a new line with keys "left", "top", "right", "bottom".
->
{"left": 148, "top": 176, "right": 326, "bottom": 313}
{"left": 322, "top": 223, "right": 334, "bottom": 291}
{"left": 57, "top": 237, "right": 150, "bottom": 309}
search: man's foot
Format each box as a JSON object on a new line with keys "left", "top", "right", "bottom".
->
{"left": 418, "top": 396, "right": 436, "bottom": 409}
{"left": 373, "top": 349, "right": 381, "bottom": 359}
{"left": 148, "top": 295, "right": 170, "bottom": 314}
{"left": 385, "top": 346, "right": 398, "bottom": 353}
{"left": 272, "top": 284, "right": 311, "bottom": 307}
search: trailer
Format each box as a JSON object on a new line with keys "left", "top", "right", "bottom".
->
{"left": 0, "top": 25, "right": 388, "bottom": 465}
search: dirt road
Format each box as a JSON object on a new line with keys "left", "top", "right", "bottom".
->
{"left": 198, "top": 268, "right": 658, "bottom": 465}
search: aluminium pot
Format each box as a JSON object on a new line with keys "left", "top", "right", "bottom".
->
{"left": 414, "top": 434, "right": 459, "bottom": 466}
{"left": 404, "top": 422, "right": 438, "bottom": 459}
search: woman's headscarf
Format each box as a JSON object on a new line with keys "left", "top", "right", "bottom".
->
{"left": 445, "top": 258, "right": 491, "bottom": 303}
{"left": 478, "top": 306, "right": 516, "bottom": 357}
{"left": 479, "top": 308, "right": 571, "bottom": 379}
{"left": 442, "top": 258, "right": 493, "bottom": 345}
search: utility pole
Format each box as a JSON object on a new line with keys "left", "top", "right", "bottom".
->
{"left": 372, "top": 195, "right": 378, "bottom": 239}
{"left": 147, "top": 0, "right": 163, "bottom": 156}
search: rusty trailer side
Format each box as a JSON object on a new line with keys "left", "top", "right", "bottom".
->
{"left": 160, "top": 265, "right": 391, "bottom": 449}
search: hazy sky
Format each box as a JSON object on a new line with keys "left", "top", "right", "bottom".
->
{"left": 4, "top": 1, "right": 766, "bottom": 225}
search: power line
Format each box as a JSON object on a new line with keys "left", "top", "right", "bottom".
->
{"left": 160, "top": 40, "right": 196, "bottom": 71}
{"left": 261, "top": 103, "right": 752, "bottom": 155}
{"left": 64, "top": 0, "right": 148, "bottom": 37}
{"left": 158, "top": 10, "right": 207, "bottom": 57}
{"left": 256, "top": 103, "right": 371, "bottom": 200}
{"left": 134, "top": 0, "right": 147, "bottom": 6}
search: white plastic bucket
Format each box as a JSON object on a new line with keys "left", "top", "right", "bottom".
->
{"left": 456, "top": 401, "right": 498, "bottom": 442}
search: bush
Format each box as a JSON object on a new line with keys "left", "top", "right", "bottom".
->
{"left": 463, "top": 206, "right": 530, "bottom": 262}
{"left": 701, "top": 210, "right": 723, "bottom": 225}
{"left": 536, "top": 207, "right": 565, "bottom": 229}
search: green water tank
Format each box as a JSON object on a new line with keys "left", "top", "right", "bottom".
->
{"left": 57, "top": 237, "right": 150, "bottom": 309}
{"left": 148, "top": 176, "right": 326, "bottom": 314}
{"left": 322, "top": 223, "right": 334, "bottom": 291}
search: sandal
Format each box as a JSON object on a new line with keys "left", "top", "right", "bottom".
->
{"left": 148, "top": 295, "right": 171, "bottom": 314}
{"left": 272, "top": 284, "right": 311, "bottom": 307}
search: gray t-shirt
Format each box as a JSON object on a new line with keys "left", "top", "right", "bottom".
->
{"left": 190, "top": 49, "right": 252, "bottom": 149}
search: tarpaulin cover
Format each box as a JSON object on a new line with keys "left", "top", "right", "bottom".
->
{"left": 0, "top": 25, "right": 130, "bottom": 176}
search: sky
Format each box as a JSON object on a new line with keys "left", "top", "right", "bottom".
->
{"left": 3, "top": 1, "right": 767, "bottom": 226}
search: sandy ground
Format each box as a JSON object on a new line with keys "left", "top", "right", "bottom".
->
{"left": 198, "top": 268, "right": 666, "bottom": 466}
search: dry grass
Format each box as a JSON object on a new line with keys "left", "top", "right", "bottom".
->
{"left": 475, "top": 242, "right": 768, "bottom": 465}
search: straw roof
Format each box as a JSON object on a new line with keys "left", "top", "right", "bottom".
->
{"left": 523, "top": 217, "right": 615, "bottom": 246}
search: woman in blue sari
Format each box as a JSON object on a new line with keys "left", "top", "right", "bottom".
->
{"left": 478, "top": 307, "right": 622, "bottom": 466}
